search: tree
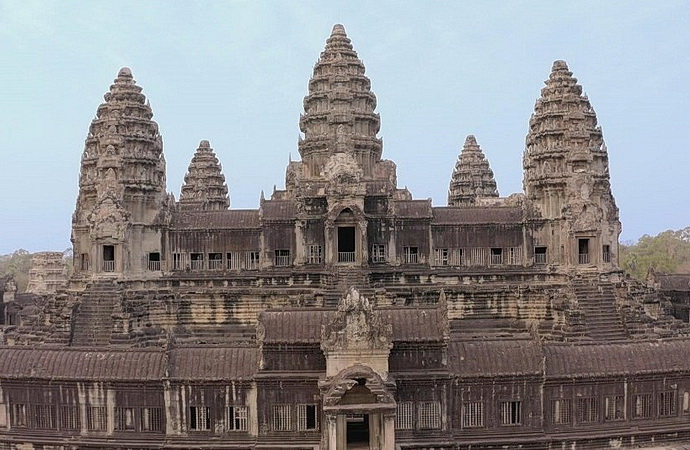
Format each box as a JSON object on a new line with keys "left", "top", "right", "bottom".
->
{"left": 0, "top": 249, "right": 33, "bottom": 292}
{"left": 621, "top": 227, "right": 690, "bottom": 280}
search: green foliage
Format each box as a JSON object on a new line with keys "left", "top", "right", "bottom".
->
{"left": 621, "top": 227, "right": 690, "bottom": 280}
{"left": 0, "top": 249, "right": 32, "bottom": 292}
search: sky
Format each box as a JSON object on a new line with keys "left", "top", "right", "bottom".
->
{"left": 0, "top": 1, "right": 689, "bottom": 254}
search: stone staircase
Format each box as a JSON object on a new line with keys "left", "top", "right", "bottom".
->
{"left": 70, "top": 280, "right": 121, "bottom": 347}
{"left": 324, "top": 266, "right": 372, "bottom": 307}
{"left": 572, "top": 278, "right": 628, "bottom": 341}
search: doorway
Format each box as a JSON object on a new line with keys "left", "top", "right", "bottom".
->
{"left": 346, "top": 413, "right": 369, "bottom": 449}
{"left": 578, "top": 238, "right": 590, "bottom": 264}
{"left": 102, "top": 245, "right": 115, "bottom": 272}
{"left": 338, "top": 226, "right": 356, "bottom": 263}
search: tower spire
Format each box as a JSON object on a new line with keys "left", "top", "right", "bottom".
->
{"left": 179, "top": 140, "right": 230, "bottom": 211}
{"left": 298, "top": 24, "right": 382, "bottom": 179}
{"left": 448, "top": 135, "right": 499, "bottom": 206}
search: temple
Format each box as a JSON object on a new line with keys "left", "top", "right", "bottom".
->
{"left": 1, "top": 24, "right": 690, "bottom": 450}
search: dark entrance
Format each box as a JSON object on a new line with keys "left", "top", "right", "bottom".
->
{"left": 338, "top": 226, "right": 356, "bottom": 262}
{"left": 103, "top": 245, "right": 115, "bottom": 272}
{"left": 346, "top": 413, "right": 369, "bottom": 448}
{"left": 578, "top": 238, "right": 590, "bottom": 264}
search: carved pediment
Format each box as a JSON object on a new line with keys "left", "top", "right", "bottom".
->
{"left": 88, "top": 194, "right": 129, "bottom": 240}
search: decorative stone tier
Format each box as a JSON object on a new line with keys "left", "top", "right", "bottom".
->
{"left": 179, "top": 140, "right": 230, "bottom": 211}
{"left": 448, "top": 135, "right": 499, "bottom": 206}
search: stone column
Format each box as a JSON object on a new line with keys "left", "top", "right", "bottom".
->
{"left": 326, "top": 413, "right": 337, "bottom": 450}
{"left": 382, "top": 412, "right": 396, "bottom": 450}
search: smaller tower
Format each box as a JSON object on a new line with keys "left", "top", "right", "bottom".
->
{"left": 448, "top": 135, "right": 499, "bottom": 206}
{"left": 179, "top": 140, "right": 230, "bottom": 211}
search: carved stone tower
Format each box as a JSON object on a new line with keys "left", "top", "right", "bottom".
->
{"left": 447, "top": 135, "right": 499, "bottom": 206}
{"left": 72, "top": 68, "right": 167, "bottom": 277}
{"left": 179, "top": 140, "right": 230, "bottom": 211}
{"left": 523, "top": 61, "right": 620, "bottom": 269}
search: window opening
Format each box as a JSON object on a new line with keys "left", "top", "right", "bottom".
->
{"left": 535, "top": 246, "right": 547, "bottom": 264}
{"left": 552, "top": 399, "right": 571, "bottom": 424}
{"left": 227, "top": 406, "right": 248, "bottom": 431}
{"left": 463, "top": 401, "right": 484, "bottom": 428}
{"left": 578, "top": 239, "right": 590, "bottom": 264}
{"left": 395, "top": 402, "right": 414, "bottom": 430}
{"left": 102, "top": 245, "right": 115, "bottom": 272}
{"left": 602, "top": 244, "right": 611, "bottom": 263}
{"left": 208, "top": 252, "right": 223, "bottom": 270}
{"left": 577, "top": 397, "right": 598, "bottom": 423}
{"left": 308, "top": 245, "right": 323, "bottom": 264}
{"left": 297, "top": 404, "right": 318, "bottom": 431}
{"left": 189, "top": 406, "right": 211, "bottom": 431}
{"left": 403, "top": 246, "right": 419, "bottom": 264}
{"left": 500, "top": 401, "right": 521, "bottom": 425}
{"left": 338, "top": 226, "right": 356, "bottom": 262}
{"left": 190, "top": 253, "right": 204, "bottom": 270}
{"left": 371, "top": 244, "right": 386, "bottom": 263}
{"left": 605, "top": 395, "right": 625, "bottom": 421}
{"left": 490, "top": 248, "right": 503, "bottom": 265}
{"left": 148, "top": 252, "right": 161, "bottom": 271}
{"left": 275, "top": 250, "right": 291, "bottom": 267}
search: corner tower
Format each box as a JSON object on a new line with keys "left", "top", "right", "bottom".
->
{"left": 72, "top": 68, "right": 167, "bottom": 277}
{"left": 448, "top": 135, "right": 499, "bottom": 206}
{"left": 523, "top": 61, "right": 620, "bottom": 269}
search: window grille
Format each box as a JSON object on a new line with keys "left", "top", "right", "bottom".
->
{"left": 434, "top": 248, "right": 449, "bottom": 266}
{"left": 226, "top": 406, "right": 248, "bottom": 431}
{"left": 147, "top": 252, "right": 161, "bottom": 271}
{"left": 141, "top": 407, "right": 163, "bottom": 432}
{"left": 245, "top": 251, "right": 260, "bottom": 270}
{"left": 490, "top": 248, "right": 503, "bottom": 265}
{"left": 463, "top": 401, "right": 484, "bottom": 428}
{"left": 208, "top": 253, "right": 223, "bottom": 270}
{"left": 395, "top": 401, "right": 414, "bottom": 430}
{"left": 633, "top": 394, "right": 652, "bottom": 419}
{"left": 10, "top": 403, "right": 27, "bottom": 427}
{"left": 577, "top": 397, "right": 598, "bottom": 423}
{"left": 403, "top": 247, "right": 419, "bottom": 264}
{"left": 467, "top": 247, "right": 487, "bottom": 266}
{"left": 552, "top": 399, "right": 571, "bottom": 424}
{"left": 371, "top": 244, "right": 386, "bottom": 263}
{"left": 297, "top": 404, "right": 318, "bottom": 431}
{"left": 605, "top": 395, "right": 625, "bottom": 421}
{"left": 308, "top": 245, "right": 323, "bottom": 264}
{"left": 418, "top": 401, "right": 441, "bottom": 429}
{"left": 272, "top": 404, "right": 293, "bottom": 431}
{"left": 87, "top": 406, "right": 107, "bottom": 431}
{"left": 114, "top": 407, "right": 135, "bottom": 431}
{"left": 534, "top": 246, "right": 547, "bottom": 264}
{"left": 659, "top": 391, "right": 677, "bottom": 417}
{"left": 274, "top": 250, "right": 291, "bottom": 267}
{"left": 602, "top": 245, "right": 611, "bottom": 263}
{"left": 60, "top": 405, "right": 81, "bottom": 430}
{"left": 31, "top": 404, "right": 56, "bottom": 429}
{"left": 684, "top": 392, "right": 690, "bottom": 414}
{"left": 190, "top": 253, "right": 204, "bottom": 270}
{"left": 172, "top": 253, "right": 187, "bottom": 270}
{"left": 189, "top": 406, "right": 211, "bottom": 431}
{"left": 499, "top": 401, "right": 521, "bottom": 425}
{"left": 507, "top": 246, "right": 522, "bottom": 265}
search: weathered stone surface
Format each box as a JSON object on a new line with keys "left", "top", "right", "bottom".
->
{"left": 179, "top": 140, "right": 230, "bottom": 211}
{"left": 448, "top": 135, "right": 499, "bottom": 206}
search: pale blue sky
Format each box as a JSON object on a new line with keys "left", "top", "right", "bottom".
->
{"left": 1, "top": 1, "right": 688, "bottom": 254}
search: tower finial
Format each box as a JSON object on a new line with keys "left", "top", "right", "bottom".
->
{"left": 447, "top": 135, "right": 499, "bottom": 206}
{"left": 331, "top": 24, "right": 347, "bottom": 36}
{"left": 179, "top": 140, "right": 230, "bottom": 211}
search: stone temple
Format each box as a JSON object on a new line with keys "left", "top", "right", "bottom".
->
{"left": 1, "top": 24, "right": 690, "bottom": 450}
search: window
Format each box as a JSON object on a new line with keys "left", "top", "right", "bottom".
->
{"left": 148, "top": 252, "right": 161, "bottom": 271}
{"left": 102, "top": 245, "right": 115, "bottom": 272}
{"left": 114, "top": 407, "right": 135, "bottom": 431}
{"left": 245, "top": 251, "right": 260, "bottom": 270}
{"left": 32, "top": 404, "right": 56, "bottom": 429}
{"left": 633, "top": 394, "right": 652, "bottom": 419}
{"left": 60, "top": 405, "right": 80, "bottom": 430}
{"left": 490, "top": 248, "right": 503, "bottom": 265}
{"left": 605, "top": 395, "right": 625, "bottom": 421}
{"left": 272, "top": 404, "right": 293, "bottom": 431}
{"left": 534, "top": 246, "right": 547, "bottom": 264}
{"left": 500, "top": 401, "right": 521, "bottom": 426}
{"left": 602, "top": 245, "right": 611, "bottom": 263}
{"left": 227, "top": 406, "right": 248, "bottom": 431}
{"left": 577, "top": 397, "right": 598, "bottom": 423}
{"left": 684, "top": 392, "right": 690, "bottom": 415}
{"left": 507, "top": 247, "right": 522, "bottom": 265}
{"left": 418, "top": 401, "right": 441, "bottom": 429}
{"left": 552, "top": 399, "right": 571, "bottom": 424}
{"left": 172, "top": 253, "right": 186, "bottom": 270}
{"left": 395, "top": 401, "right": 414, "bottom": 430}
{"left": 226, "top": 252, "right": 237, "bottom": 270}
{"left": 297, "top": 404, "right": 318, "bottom": 431}
{"left": 189, "top": 406, "right": 211, "bottom": 431}
{"left": 87, "top": 406, "right": 107, "bottom": 431}
{"left": 208, "top": 252, "right": 223, "bottom": 270}
{"left": 371, "top": 244, "right": 386, "bottom": 263}
{"left": 274, "top": 250, "right": 291, "bottom": 267}
{"left": 659, "top": 391, "right": 677, "bottom": 417}
{"left": 463, "top": 401, "right": 484, "bottom": 428}
{"left": 578, "top": 238, "right": 590, "bottom": 264}
{"left": 467, "top": 247, "right": 487, "bottom": 266}
{"left": 403, "top": 246, "right": 419, "bottom": 264}
{"left": 190, "top": 253, "right": 204, "bottom": 270}
{"left": 308, "top": 245, "right": 323, "bottom": 264}
{"left": 141, "top": 407, "right": 163, "bottom": 432}
{"left": 10, "top": 403, "right": 27, "bottom": 427}
{"left": 434, "top": 248, "right": 449, "bottom": 266}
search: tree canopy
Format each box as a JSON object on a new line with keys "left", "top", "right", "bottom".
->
{"left": 620, "top": 227, "right": 690, "bottom": 280}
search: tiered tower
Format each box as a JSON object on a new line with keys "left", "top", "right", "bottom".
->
{"left": 289, "top": 24, "right": 397, "bottom": 196}
{"left": 523, "top": 61, "right": 620, "bottom": 268}
{"left": 179, "top": 140, "right": 229, "bottom": 211}
{"left": 72, "top": 68, "right": 167, "bottom": 276}
{"left": 447, "top": 135, "right": 499, "bottom": 206}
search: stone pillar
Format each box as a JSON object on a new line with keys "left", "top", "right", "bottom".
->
{"left": 326, "top": 413, "right": 337, "bottom": 450}
{"left": 383, "top": 412, "right": 396, "bottom": 450}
